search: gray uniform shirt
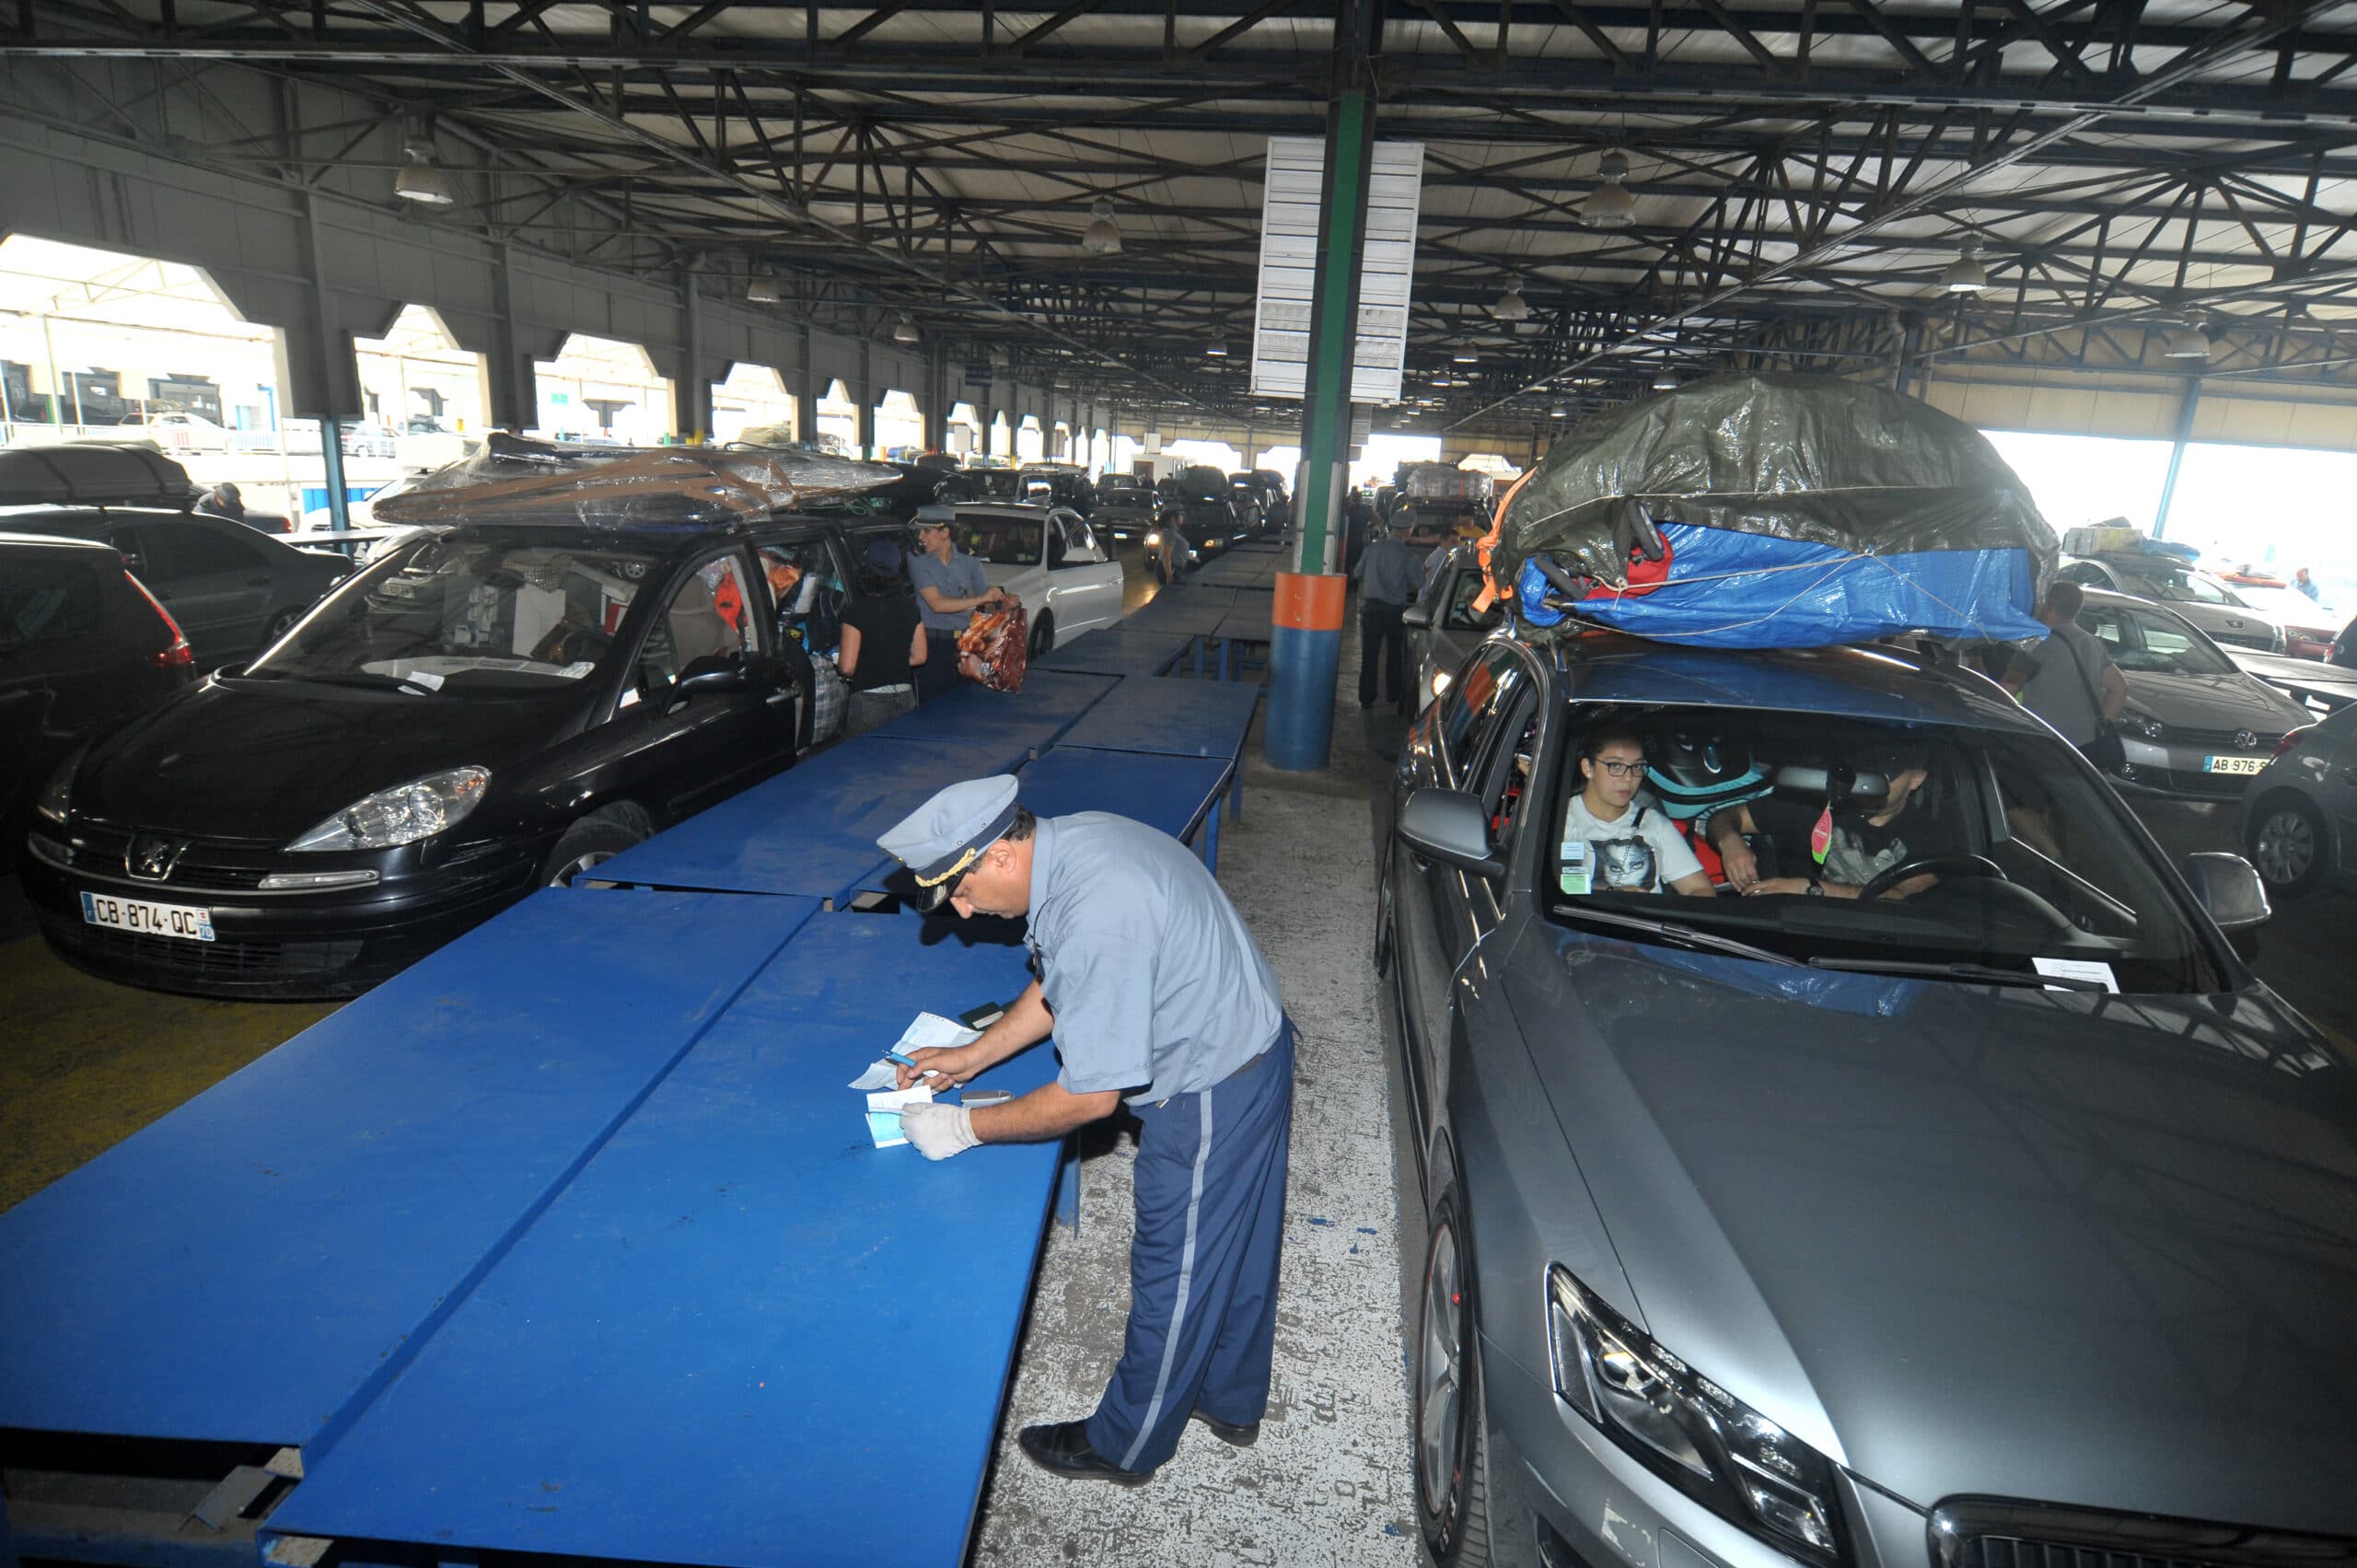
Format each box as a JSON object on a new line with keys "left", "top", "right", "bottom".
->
{"left": 1027, "top": 812, "right": 1284, "bottom": 1104}
{"left": 1356, "top": 535, "right": 1422, "bottom": 606}
{"left": 909, "top": 547, "right": 991, "bottom": 632}
{"left": 2019, "top": 622, "right": 2115, "bottom": 745}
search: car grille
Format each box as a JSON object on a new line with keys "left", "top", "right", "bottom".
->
{"left": 46, "top": 918, "right": 365, "bottom": 981}
{"left": 2166, "top": 726, "right": 2285, "bottom": 750}
{"left": 1932, "top": 1501, "right": 2357, "bottom": 1568}
{"left": 52, "top": 823, "right": 276, "bottom": 891}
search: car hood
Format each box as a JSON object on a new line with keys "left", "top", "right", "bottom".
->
{"left": 1510, "top": 933, "right": 2357, "bottom": 1530}
{"left": 2122, "top": 668, "right": 2314, "bottom": 734}
{"left": 73, "top": 677, "right": 578, "bottom": 842}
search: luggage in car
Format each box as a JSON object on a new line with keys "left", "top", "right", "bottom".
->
{"left": 1480, "top": 373, "right": 2055, "bottom": 649}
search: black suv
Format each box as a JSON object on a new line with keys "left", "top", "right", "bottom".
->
{"left": 21, "top": 515, "right": 860, "bottom": 998}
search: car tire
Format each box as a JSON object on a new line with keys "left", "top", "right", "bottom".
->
{"left": 1029, "top": 612, "right": 1055, "bottom": 658}
{"left": 2247, "top": 792, "right": 2328, "bottom": 899}
{"left": 1416, "top": 1185, "right": 1493, "bottom": 1568}
{"left": 540, "top": 816, "right": 644, "bottom": 889}
{"left": 263, "top": 607, "right": 302, "bottom": 644}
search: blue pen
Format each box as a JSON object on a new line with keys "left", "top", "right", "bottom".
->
{"left": 884, "top": 1050, "right": 922, "bottom": 1070}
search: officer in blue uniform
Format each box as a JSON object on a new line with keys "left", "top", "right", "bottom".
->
{"left": 877, "top": 775, "right": 1294, "bottom": 1485}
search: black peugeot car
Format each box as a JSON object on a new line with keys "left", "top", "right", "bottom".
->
{"left": 21, "top": 517, "right": 855, "bottom": 997}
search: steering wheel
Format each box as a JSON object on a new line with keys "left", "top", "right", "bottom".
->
{"left": 1857, "top": 852, "right": 2007, "bottom": 903}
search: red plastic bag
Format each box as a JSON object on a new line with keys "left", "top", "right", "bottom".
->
{"left": 958, "top": 603, "right": 1028, "bottom": 693}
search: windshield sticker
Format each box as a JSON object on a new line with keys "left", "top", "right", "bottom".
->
{"left": 404, "top": 668, "right": 445, "bottom": 691}
{"left": 2031, "top": 957, "right": 2119, "bottom": 993}
{"left": 558, "top": 661, "right": 597, "bottom": 679}
{"left": 1560, "top": 839, "right": 1592, "bottom": 896}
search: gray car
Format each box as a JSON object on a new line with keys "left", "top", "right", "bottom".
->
{"left": 2240, "top": 703, "right": 2357, "bottom": 898}
{"left": 1404, "top": 544, "right": 1503, "bottom": 707}
{"left": 2074, "top": 588, "right": 2314, "bottom": 797}
{"left": 1380, "top": 629, "right": 2352, "bottom": 1568}
{"left": 2059, "top": 554, "right": 2285, "bottom": 653}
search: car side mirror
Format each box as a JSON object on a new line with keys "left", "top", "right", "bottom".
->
{"left": 1398, "top": 787, "right": 1503, "bottom": 879}
{"left": 2183, "top": 851, "right": 2270, "bottom": 931}
{"left": 1401, "top": 600, "right": 1434, "bottom": 630}
{"left": 672, "top": 654, "right": 749, "bottom": 703}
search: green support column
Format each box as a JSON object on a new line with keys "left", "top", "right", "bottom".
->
{"left": 1266, "top": 9, "right": 1379, "bottom": 773}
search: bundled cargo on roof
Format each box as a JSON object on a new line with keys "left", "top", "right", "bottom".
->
{"left": 1482, "top": 374, "right": 2055, "bottom": 648}
{"left": 375, "top": 433, "right": 902, "bottom": 528}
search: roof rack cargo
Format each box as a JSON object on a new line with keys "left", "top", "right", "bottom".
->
{"left": 374, "top": 432, "right": 903, "bottom": 528}
{"left": 0, "top": 443, "right": 201, "bottom": 509}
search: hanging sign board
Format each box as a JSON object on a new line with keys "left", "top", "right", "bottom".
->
{"left": 1249, "top": 136, "right": 1423, "bottom": 404}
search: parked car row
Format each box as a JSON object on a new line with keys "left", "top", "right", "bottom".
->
{"left": 9, "top": 443, "right": 1123, "bottom": 1001}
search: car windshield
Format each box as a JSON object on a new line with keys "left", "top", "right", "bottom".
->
{"left": 1441, "top": 567, "right": 1505, "bottom": 632}
{"left": 246, "top": 537, "right": 663, "bottom": 693}
{"left": 956, "top": 514, "right": 1044, "bottom": 566}
{"left": 1099, "top": 476, "right": 1145, "bottom": 495}
{"left": 2117, "top": 562, "right": 2245, "bottom": 607}
{"left": 2077, "top": 599, "right": 2237, "bottom": 675}
{"left": 1537, "top": 706, "right": 2227, "bottom": 993}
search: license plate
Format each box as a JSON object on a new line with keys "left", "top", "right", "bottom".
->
{"left": 2204, "top": 754, "right": 2268, "bottom": 776}
{"left": 79, "top": 890, "right": 216, "bottom": 941}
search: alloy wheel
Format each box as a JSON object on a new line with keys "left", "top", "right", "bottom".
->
{"left": 2254, "top": 806, "right": 2317, "bottom": 887}
{"left": 550, "top": 847, "right": 620, "bottom": 888}
{"left": 1418, "top": 1221, "right": 1465, "bottom": 1516}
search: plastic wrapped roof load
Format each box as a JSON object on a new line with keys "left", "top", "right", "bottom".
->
{"left": 373, "top": 433, "right": 904, "bottom": 528}
{"left": 1397, "top": 462, "right": 1492, "bottom": 503}
{"left": 1485, "top": 373, "right": 2056, "bottom": 649}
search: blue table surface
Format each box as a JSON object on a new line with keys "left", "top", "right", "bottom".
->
{"left": 0, "top": 889, "right": 814, "bottom": 1448}
{"left": 271, "top": 910, "right": 1058, "bottom": 1568}
{"left": 1123, "top": 597, "right": 1233, "bottom": 636}
{"left": 1016, "top": 746, "right": 1232, "bottom": 842}
{"left": 1059, "top": 675, "right": 1261, "bottom": 760}
{"left": 592, "top": 734, "right": 1016, "bottom": 900}
{"left": 1031, "top": 625, "right": 1196, "bottom": 676}
{"left": 861, "top": 668, "right": 1117, "bottom": 753}
{"left": 1213, "top": 608, "right": 1273, "bottom": 641}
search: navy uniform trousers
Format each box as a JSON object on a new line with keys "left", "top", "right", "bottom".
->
{"left": 1084, "top": 1017, "right": 1295, "bottom": 1473}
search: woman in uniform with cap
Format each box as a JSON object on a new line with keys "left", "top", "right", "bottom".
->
{"left": 906, "top": 502, "right": 1011, "bottom": 702}
{"left": 878, "top": 775, "right": 1295, "bottom": 1487}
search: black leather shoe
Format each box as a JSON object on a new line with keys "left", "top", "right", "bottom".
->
{"left": 1017, "top": 1421, "right": 1156, "bottom": 1485}
{"left": 1190, "top": 1409, "right": 1261, "bottom": 1447}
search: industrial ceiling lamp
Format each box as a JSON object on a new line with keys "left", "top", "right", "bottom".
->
{"left": 1452, "top": 348, "right": 1480, "bottom": 364}
{"left": 1582, "top": 149, "right": 1637, "bottom": 230}
{"left": 1205, "top": 332, "right": 1229, "bottom": 356}
{"left": 394, "top": 144, "right": 456, "bottom": 206}
{"left": 1550, "top": 403, "right": 1570, "bottom": 418}
{"left": 746, "top": 274, "right": 781, "bottom": 305}
{"left": 1653, "top": 368, "right": 1678, "bottom": 391}
{"left": 1080, "top": 197, "right": 1123, "bottom": 256}
{"left": 892, "top": 312, "right": 921, "bottom": 345}
{"left": 2163, "top": 323, "right": 2212, "bottom": 360}
{"left": 1492, "top": 280, "right": 1531, "bottom": 322}
{"left": 989, "top": 344, "right": 1012, "bottom": 370}
{"left": 1941, "top": 236, "right": 1990, "bottom": 295}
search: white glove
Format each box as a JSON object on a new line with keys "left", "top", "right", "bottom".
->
{"left": 900, "top": 1102, "right": 980, "bottom": 1161}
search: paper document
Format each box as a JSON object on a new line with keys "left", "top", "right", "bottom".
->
{"left": 2031, "top": 957, "right": 2119, "bottom": 993}
{"left": 848, "top": 1012, "right": 984, "bottom": 1090}
{"left": 865, "top": 1086, "right": 935, "bottom": 1149}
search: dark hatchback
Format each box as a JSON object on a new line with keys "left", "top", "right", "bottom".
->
{"left": 21, "top": 517, "right": 856, "bottom": 997}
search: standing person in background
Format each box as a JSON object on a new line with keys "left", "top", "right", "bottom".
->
{"left": 2295, "top": 566, "right": 2321, "bottom": 601}
{"left": 1353, "top": 519, "right": 1422, "bottom": 715}
{"left": 837, "top": 539, "right": 928, "bottom": 737}
{"left": 1420, "top": 511, "right": 1484, "bottom": 604}
{"left": 2005, "top": 580, "right": 2129, "bottom": 762}
{"left": 908, "top": 502, "right": 1011, "bottom": 702}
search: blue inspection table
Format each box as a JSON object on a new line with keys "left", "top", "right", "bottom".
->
{"left": 590, "top": 734, "right": 1014, "bottom": 902}
{"left": 862, "top": 668, "right": 1118, "bottom": 752}
{"left": 1062, "top": 675, "right": 1260, "bottom": 761}
{"left": 1016, "top": 746, "right": 1237, "bottom": 869}
{"left": 0, "top": 889, "right": 813, "bottom": 1458}
{"left": 1031, "top": 625, "right": 1196, "bottom": 679}
{"left": 1123, "top": 594, "right": 1235, "bottom": 638}
{"left": 267, "top": 909, "right": 1059, "bottom": 1568}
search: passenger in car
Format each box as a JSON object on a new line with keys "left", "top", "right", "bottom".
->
{"left": 1559, "top": 728, "right": 1716, "bottom": 896}
{"left": 1747, "top": 745, "right": 1940, "bottom": 900}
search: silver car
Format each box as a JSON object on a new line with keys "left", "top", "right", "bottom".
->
{"left": 2240, "top": 703, "right": 2357, "bottom": 898}
{"left": 1404, "top": 544, "right": 1503, "bottom": 707}
{"left": 2059, "top": 554, "right": 2285, "bottom": 653}
{"left": 2075, "top": 588, "right": 2313, "bottom": 797}
{"left": 1381, "top": 629, "right": 2351, "bottom": 1568}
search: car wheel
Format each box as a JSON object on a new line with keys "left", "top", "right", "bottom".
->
{"left": 1028, "top": 612, "right": 1055, "bottom": 657}
{"left": 2247, "top": 793, "right": 2327, "bottom": 899}
{"left": 1416, "top": 1186, "right": 1493, "bottom": 1568}
{"left": 539, "top": 816, "right": 644, "bottom": 889}
{"left": 264, "top": 607, "right": 302, "bottom": 644}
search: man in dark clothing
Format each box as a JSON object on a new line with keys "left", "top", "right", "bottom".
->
{"left": 1353, "top": 521, "right": 1422, "bottom": 714}
{"left": 195, "top": 482, "right": 246, "bottom": 526}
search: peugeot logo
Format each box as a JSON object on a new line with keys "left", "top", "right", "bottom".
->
{"left": 126, "top": 834, "right": 184, "bottom": 881}
{"left": 2235, "top": 729, "right": 2259, "bottom": 750}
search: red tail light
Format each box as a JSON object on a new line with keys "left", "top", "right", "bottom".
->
{"left": 2276, "top": 726, "right": 2314, "bottom": 758}
{"left": 124, "top": 571, "right": 193, "bottom": 668}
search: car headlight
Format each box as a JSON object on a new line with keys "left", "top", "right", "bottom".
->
{"left": 1145, "top": 531, "right": 1162, "bottom": 546}
{"left": 1431, "top": 668, "right": 1452, "bottom": 696}
{"left": 2122, "top": 711, "right": 2165, "bottom": 741}
{"left": 34, "top": 749, "right": 80, "bottom": 825}
{"left": 286, "top": 766, "right": 492, "bottom": 852}
{"left": 1548, "top": 1268, "right": 1846, "bottom": 1564}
